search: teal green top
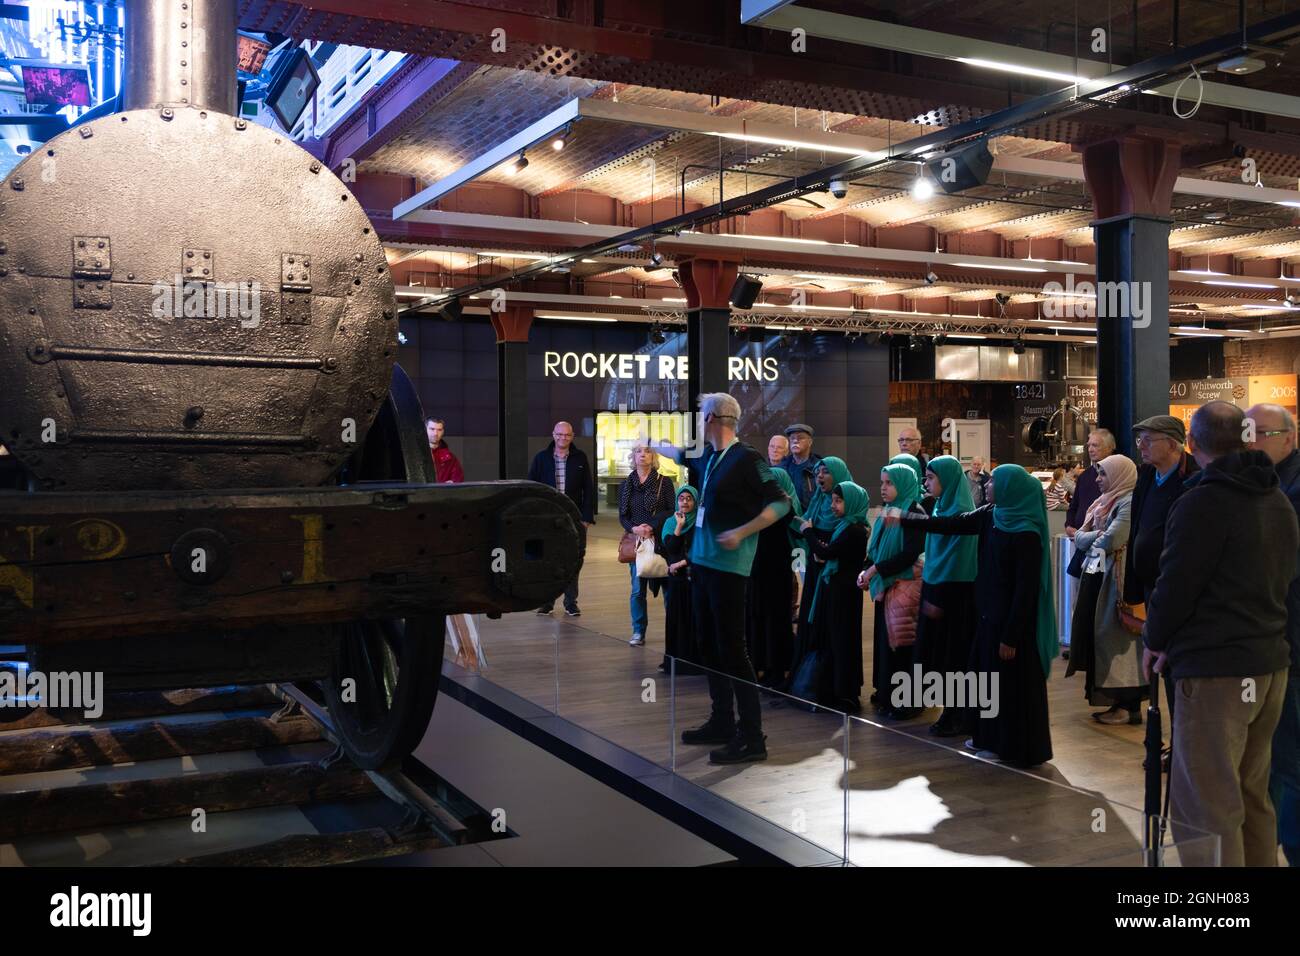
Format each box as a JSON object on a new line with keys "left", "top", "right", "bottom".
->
{"left": 991, "top": 464, "right": 1058, "bottom": 678}
{"left": 805, "top": 456, "right": 852, "bottom": 532}
{"left": 890, "top": 453, "right": 925, "bottom": 488}
{"left": 661, "top": 484, "right": 698, "bottom": 542}
{"left": 867, "top": 463, "right": 922, "bottom": 601}
{"left": 923, "top": 455, "right": 979, "bottom": 584}
{"left": 689, "top": 442, "right": 791, "bottom": 576}
{"left": 807, "top": 480, "right": 870, "bottom": 623}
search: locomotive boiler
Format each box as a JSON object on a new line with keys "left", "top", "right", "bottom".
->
{"left": 0, "top": 0, "right": 583, "bottom": 768}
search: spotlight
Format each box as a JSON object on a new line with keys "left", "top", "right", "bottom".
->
{"left": 995, "top": 292, "right": 1012, "bottom": 307}
{"left": 551, "top": 124, "right": 571, "bottom": 151}
{"left": 648, "top": 250, "right": 665, "bottom": 269}
{"left": 1012, "top": 336, "right": 1026, "bottom": 355}
{"left": 933, "top": 332, "right": 947, "bottom": 346}
{"left": 908, "top": 334, "right": 923, "bottom": 352}
{"left": 1286, "top": 295, "right": 1298, "bottom": 309}
{"left": 911, "top": 175, "right": 935, "bottom": 201}
{"left": 397, "top": 331, "right": 409, "bottom": 345}
{"left": 924, "top": 270, "right": 939, "bottom": 285}
{"left": 649, "top": 324, "right": 666, "bottom": 345}
{"left": 506, "top": 152, "right": 529, "bottom": 175}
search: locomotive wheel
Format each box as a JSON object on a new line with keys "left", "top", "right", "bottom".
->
{"left": 322, "top": 364, "right": 447, "bottom": 770}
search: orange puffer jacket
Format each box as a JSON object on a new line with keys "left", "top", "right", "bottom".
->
{"left": 883, "top": 562, "right": 924, "bottom": 650}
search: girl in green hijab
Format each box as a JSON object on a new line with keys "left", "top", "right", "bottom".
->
{"left": 886, "top": 463, "right": 1055, "bottom": 767}
{"left": 803, "top": 456, "right": 853, "bottom": 532}
{"left": 659, "top": 485, "right": 701, "bottom": 675}
{"left": 862, "top": 463, "right": 928, "bottom": 719}
{"left": 794, "top": 480, "right": 871, "bottom": 711}
{"left": 917, "top": 455, "right": 981, "bottom": 737}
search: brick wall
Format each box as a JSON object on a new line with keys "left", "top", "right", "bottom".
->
{"left": 1224, "top": 338, "right": 1300, "bottom": 377}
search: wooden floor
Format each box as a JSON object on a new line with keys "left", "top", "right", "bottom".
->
{"left": 464, "top": 522, "right": 1223, "bottom": 866}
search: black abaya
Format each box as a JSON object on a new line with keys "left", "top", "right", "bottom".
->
{"left": 916, "top": 579, "right": 978, "bottom": 730}
{"left": 801, "top": 522, "right": 870, "bottom": 705}
{"left": 660, "top": 524, "right": 698, "bottom": 671}
{"left": 746, "top": 519, "right": 796, "bottom": 682}
{"left": 907, "top": 506, "right": 1053, "bottom": 767}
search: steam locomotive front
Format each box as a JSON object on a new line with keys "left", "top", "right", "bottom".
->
{"left": 0, "top": 0, "right": 395, "bottom": 492}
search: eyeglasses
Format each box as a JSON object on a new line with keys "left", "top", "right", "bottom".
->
{"left": 1135, "top": 434, "right": 1175, "bottom": 447}
{"left": 1257, "top": 429, "right": 1293, "bottom": 438}
{"left": 897, "top": 437, "right": 919, "bottom": 444}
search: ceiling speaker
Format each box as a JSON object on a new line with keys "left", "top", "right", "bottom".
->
{"left": 730, "top": 273, "right": 763, "bottom": 310}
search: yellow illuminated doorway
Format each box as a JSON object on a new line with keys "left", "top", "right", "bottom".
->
{"left": 595, "top": 409, "right": 686, "bottom": 508}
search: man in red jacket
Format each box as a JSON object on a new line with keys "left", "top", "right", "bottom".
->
{"left": 426, "top": 418, "right": 464, "bottom": 483}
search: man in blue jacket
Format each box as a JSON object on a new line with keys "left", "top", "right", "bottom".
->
{"left": 528, "top": 421, "right": 594, "bottom": 616}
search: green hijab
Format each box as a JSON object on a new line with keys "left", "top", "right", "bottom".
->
{"left": 991, "top": 464, "right": 1058, "bottom": 678}
{"left": 807, "top": 481, "right": 870, "bottom": 623}
{"left": 923, "top": 455, "right": 979, "bottom": 585}
{"left": 806, "top": 456, "right": 852, "bottom": 532}
{"left": 865, "top": 463, "right": 922, "bottom": 602}
{"left": 661, "top": 484, "right": 699, "bottom": 542}
{"left": 890, "top": 453, "right": 925, "bottom": 489}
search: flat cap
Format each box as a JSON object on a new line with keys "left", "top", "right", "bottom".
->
{"left": 1132, "top": 414, "right": 1186, "bottom": 444}
{"left": 784, "top": 423, "right": 815, "bottom": 438}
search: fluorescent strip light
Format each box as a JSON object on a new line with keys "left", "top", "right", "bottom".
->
{"left": 661, "top": 297, "right": 687, "bottom": 302}
{"left": 1182, "top": 269, "right": 1227, "bottom": 275}
{"left": 793, "top": 273, "right": 885, "bottom": 284}
{"left": 947, "top": 334, "right": 987, "bottom": 340}
{"left": 765, "top": 324, "right": 806, "bottom": 331}
{"left": 751, "top": 302, "right": 854, "bottom": 312}
{"left": 472, "top": 250, "right": 553, "bottom": 261}
{"left": 537, "top": 314, "right": 619, "bottom": 323}
{"left": 1277, "top": 201, "right": 1300, "bottom": 208}
{"left": 1042, "top": 290, "right": 1096, "bottom": 299}
{"left": 706, "top": 131, "right": 878, "bottom": 158}
{"left": 1048, "top": 326, "right": 1091, "bottom": 332}
{"left": 713, "top": 233, "right": 834, "bottom": 246}
{"left": 1201, "top": 279, "right": 1278, "bottom": 289}
{"left": 954, "top": 57, "right": 1088, "bottom": 85}
{"left": 952, "top": 261, "right": 1048, "bottom": 273}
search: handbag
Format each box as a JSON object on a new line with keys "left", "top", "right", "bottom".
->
{"left": 634, "top": 536, "right": 668, "bottom": 578}
{"left": 882, "top": 561, "right": 924, "bottom": 650}
{"left": 618, "top": 532, "right": 638, "bottom": 563}
{"left": 1117, "top": 600, "right": 1146, "bottom": 636}
{"left": 1066, "top": 539, "right": 1088, "bottom": 577}
{"left": 789, "top": 649, "right": 823, "bottom": 704}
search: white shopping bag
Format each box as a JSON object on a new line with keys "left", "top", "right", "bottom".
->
{"left": 634, "top": 536, "right": 668, "bottom": 578}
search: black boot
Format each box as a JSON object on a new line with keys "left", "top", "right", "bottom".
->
{"left": 681, "top": 717, "right": 735, "bottom": 745}
{"left": 709, "top": 734, "right": 768, "bottom": 765}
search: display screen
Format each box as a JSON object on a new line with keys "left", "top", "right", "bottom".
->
{"left": 237, "top": 34, "right": 271, "bottom": 74}
{"left": 21, "top": 65, "right": 92, "bottom": 107}
{"left": 266, "top": 48, "right": 319, "bottom": 131}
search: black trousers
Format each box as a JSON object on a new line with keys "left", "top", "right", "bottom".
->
{"left": 692, "top": 564, "right": 763, "bottom": 741}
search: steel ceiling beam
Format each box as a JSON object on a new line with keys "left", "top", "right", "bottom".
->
{"left": 399, "top": 9, "right": 1300, "bottom": 315}
{"left": 750, "top": 4, "right": 1300, "bottom": 122}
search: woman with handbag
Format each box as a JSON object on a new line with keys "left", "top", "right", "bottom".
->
{"left": 660, "top": 484, "right": 701, "bottom": 675}
{"left": 618, "top": 444, "right": 678, "bottom": 646}
{"left": 794, "top": 480, "right": 870, "bottom": 712}
{"left": 887, "top": 465, "right": 1057, "bottom": 768}
{"left": 1064, "top": 453, "right": 1144, "bottom": 725}
{"left": 916, "top": 455, "right": 980, "bottom": 737}
{"left": 859, "top": 463, "right": 926, "bottom": 719}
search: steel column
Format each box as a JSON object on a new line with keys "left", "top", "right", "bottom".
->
{"left": 679, "top": 259, "right": 737, "bottom": 414}
{"left": 490, "top": 306, "right": 534, "bottom": 479}
{"left": 1082, "top": 136, "right": 1180, "bottom": 459}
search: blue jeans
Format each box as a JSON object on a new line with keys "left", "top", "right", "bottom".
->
{"left": 629, "top": 563, "right": 649, "bottom": 637}
{"left": 1270, "top": 673, "right": 1300, "bottom": 865}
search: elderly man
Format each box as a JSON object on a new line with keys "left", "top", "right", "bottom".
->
{"left": 1144, "top": 401, "right": 1297, "bottom": 866}
{"left": 966, "top": 456, "right": 991, "bottom": 506}
{"left": 1065, "top": 427, "right": 1116, "bottom": 535}
{"left": 1246, "top": 403, "right": 1300, "bottom": 865}
{"left": 675, "top": 393, "right": 791, "bottom": 765}
{"left": 896, "top": 425, "right": 928, "bottom": 473}
{"left": 780, "top": 423, "right": 822, "bottom": 509}
{"left": 528, "top": 421, "right": 595, "bottom": 616}
{"left": 767, "top": 433, "right": 790, "bottom": 467}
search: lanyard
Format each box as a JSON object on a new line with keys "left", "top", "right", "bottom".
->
{"left": 700, "top": 441, "right": 735, "bottom": 501}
